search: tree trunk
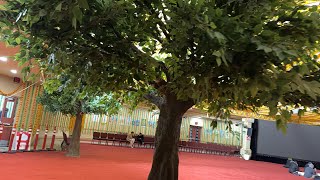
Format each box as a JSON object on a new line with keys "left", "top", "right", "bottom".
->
{"left": 66, "top": 111, "right": 83, "bottom": 157}
{"left": 148, "top": 94, "right": 194, "bottom": 180}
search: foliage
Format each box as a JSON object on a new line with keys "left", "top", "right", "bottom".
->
{"left": 37, "top": 75, "right": 121, "bottom": 116}
{"left": 1, "top": 0, "right": 320, "bottom": 129}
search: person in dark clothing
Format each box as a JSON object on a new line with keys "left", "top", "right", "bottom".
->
{"left": 284, "top": 158, "right": 293, "bottom": 168}
{"left": 288, "top": 160, "right": 299, "bottom": 174}
{"left": 137, "top": 133, "right": 144, "bottom": 145}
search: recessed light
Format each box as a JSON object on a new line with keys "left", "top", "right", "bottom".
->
{"left": 306, "top": 1, "right": 320, "bottom": 6}
{"left": 0, "top": 56, "right": 8, "bottom": 62}
{"left": 10, "top": 70, "right": 17, "bottom": 74}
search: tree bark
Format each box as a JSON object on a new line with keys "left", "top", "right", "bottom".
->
{"left": 148, "top": 94, "right": 194, "bottom": 180}
{"left": 66, "top": 111, "right": 83, "bottom": 157}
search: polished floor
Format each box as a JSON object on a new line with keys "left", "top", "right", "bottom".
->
{"left": 0, "top": 143, "right": 303, "bottom": 180}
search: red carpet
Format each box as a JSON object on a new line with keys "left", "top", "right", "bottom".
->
{"left": 0, "top": 144, "right": 303, "bottom": 180}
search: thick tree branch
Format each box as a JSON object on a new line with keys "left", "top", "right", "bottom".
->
{"left": 143, "top": 91, "right": 166, "bottom": 107}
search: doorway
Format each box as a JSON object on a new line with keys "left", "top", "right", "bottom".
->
{"left": 189, "top": 125, "right": 202, "bottom": 142}
{"left": 0, "top": 96, "right": 18, "bottom": 147}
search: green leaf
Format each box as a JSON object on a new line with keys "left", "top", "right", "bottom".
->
{"left": 249, "top": 86, "right": 258, "bottom": 97}
{"left": 39, "top": 9, "right": 47, "bottom": 17}
{"left": 212, "top": 50, "right": 221, "bottom": 57}
{"left": 257, "top": 44, "right": 272, "bottom": 53}
{"left": 216, "top": 8, "right": 222, "bottom": 17}
{"left": 261, "top": 30, "right": 274, "bottom": 37}
{"left": 284, "top": 50, "right": 298, "bottom": 57}
{"left": 281, "top": 110, "right": 291, "bottom": 120}
{"left": 55, "top": 3, "right": 62, "bottom": 11}
{"left": 15, "top": 38, "right": 21, "bottom": 44}
{"left": 209, "top": 22, "right": 217, "bottom": 29}
{"left": 310, "top": 5, "right": 318, "bottom": 12}
{"left": 211, "top": 119, "right": 218, "bottom": 129}
{"left": 78, "top": 0, "right": 90, "bottom": 9}
{"left": 299, "top": 64, "right": 310, "bottom": 75}
{"left": 276, "top": 119, "right": 287, "bottom": 134}
{"left": 72, "top": 17, "right": 77, "bottom": 28}
{"left": 269, "top": 106, "right": 278, "bottom": 116}
{"left": 213, "top": 31, "right": 226, "bottom": 44}
{"left": 204, "top": 15, "right": 209, "bottom": 23}
{"left": 253, "top": 24, "right": 263, "bottom": 34}
{"left": 72, "top": 5, "right": 83, "bottom": 22}
{"left": 0, "top": 4, "right": 6, "bottom": 10}
{"left": 216, "top": 57, "right": 222, "bottom": 66}
{"left": 297, "top": 109, "right": 305, "bottom": 117}
{"left": 221, "top": 53, "right": 228, "bottom": 66}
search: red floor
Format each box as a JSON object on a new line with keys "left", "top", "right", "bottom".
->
{"left": 0, "top": 144, "right": 303, "bottom": 180}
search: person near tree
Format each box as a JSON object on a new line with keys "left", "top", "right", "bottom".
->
{"left": 126, "top": 131, "right": 135, "bottom": 148}
{"left": 137, "top": 133, "right": 144, "bottom": 145}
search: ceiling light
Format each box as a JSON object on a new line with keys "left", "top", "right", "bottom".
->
{"left": 306, "top": 1, "right": 320, "bottom": 6}
{"left": 10, "top": 70, "right": 17, "bottom": 74}
{"left": 0, "top": 56, "right": 8, "bottom": 62}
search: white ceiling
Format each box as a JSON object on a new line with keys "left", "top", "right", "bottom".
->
{"left": 0, "top": 42, "right": 22, "bottom": 78}
{"left": 0, "top": 42, "right": 39, "bottom": 80}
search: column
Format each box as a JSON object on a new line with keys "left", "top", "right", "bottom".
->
{"left": 240, "top": 118, "right": 254, "bottom": 160}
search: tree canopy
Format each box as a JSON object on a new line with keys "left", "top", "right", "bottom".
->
{"left": 38, "top": 75, "right": 121, "bottom": 116}
{"left": 1, "top": 0, "right": 320, "bottom": 179}
{"left": 1, "top": 0, "right": 320, "bottom": 120}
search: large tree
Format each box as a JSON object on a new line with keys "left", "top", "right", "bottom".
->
{"left": 1, "top": 0, "right": 320, "bottom": 179}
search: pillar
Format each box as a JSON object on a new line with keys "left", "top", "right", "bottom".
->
{"left": 240, "top": 118, "right": 255, "bottom": 160}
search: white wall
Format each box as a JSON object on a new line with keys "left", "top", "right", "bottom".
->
{"left": 190, "top": 117, "right": 204, "bottom": 127}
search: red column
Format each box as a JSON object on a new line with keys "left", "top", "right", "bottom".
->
{"left": 16, "top": 125, "right": 24, "bottom": 151}
{"left": 50, "top": 127, "right": 56, "bottom": 150}
{"left": 8, "top": 124, "right": 16, "bottom": 152}
{"left": 42, "top": 126, "right": 48, "bottom": 150}
{"left": 24, "top": 126, "right": 32, "bottom": 151}
{"left": 0, "top": 124, "right": 3, "bottom": 140}
{"left": 33, "top": 127, "right": 40, "bottom": 151}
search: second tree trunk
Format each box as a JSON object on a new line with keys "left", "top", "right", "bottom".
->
{"left": 66, "top": 111, "right": 82, "bottom": 157}
{"left": 148, "top": 94, "right": 194, "bottom": 180}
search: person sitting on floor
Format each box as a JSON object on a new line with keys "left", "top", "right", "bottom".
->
{"left": 284, "top": 158, "right": 293, "bottom": 168}
{"left": 303, "top": 162, "right": 317, "bottom": 179}
{"left": 288, "top": 160, "right": 299, "bottom": 174}
{"left": 292, "top": 162, "right": 318, "bottom": 178}
{"left": 126, "top": 131, "right": 135, "bottom": 148}
{"left": 137, "top": 133, "right": 144, "bottom": 145}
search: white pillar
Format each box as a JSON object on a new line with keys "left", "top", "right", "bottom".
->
{"left": 240, "top": 118, "right": 255, "bottom": 160}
